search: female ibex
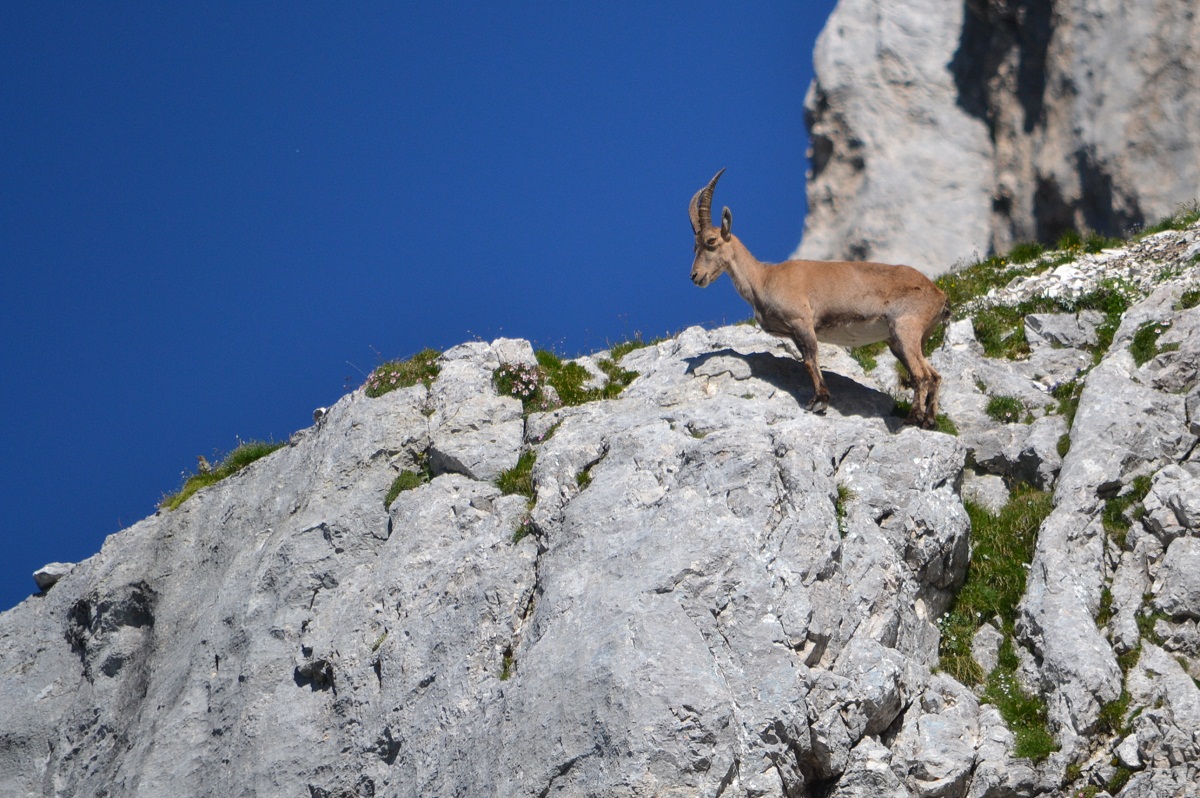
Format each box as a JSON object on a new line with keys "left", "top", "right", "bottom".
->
{"left": 689, "top": 169, "right": 949, "bottom": 428}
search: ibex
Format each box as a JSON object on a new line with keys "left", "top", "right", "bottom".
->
{"left": 689, "top": 169, "right": 949, "bottom": 429}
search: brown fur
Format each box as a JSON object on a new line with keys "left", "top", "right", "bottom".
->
{"left": 689, "top": 170, "right": 948, "bottom": 428}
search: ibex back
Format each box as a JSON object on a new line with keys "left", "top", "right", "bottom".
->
{"left": 689, "top": 169, "right": 949, "bottom": 429}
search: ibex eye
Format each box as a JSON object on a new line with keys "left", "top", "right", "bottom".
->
{"left": 706, "top": 238, "right": 717, "bottom": 246}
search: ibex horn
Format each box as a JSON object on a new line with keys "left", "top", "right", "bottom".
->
{"left": 689, "top": 168, "right": 726, "bottom": 233}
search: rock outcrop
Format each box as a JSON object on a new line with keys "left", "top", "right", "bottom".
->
{"left": 797, "top": 0, "right": 1200, "bottom": 274}
{"left": 2, "top": 222, "right": 1199, "bottom": 796}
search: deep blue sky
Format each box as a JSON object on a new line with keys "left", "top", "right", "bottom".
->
{"left": 1, "top": 3, "right": 838, "bottom": 612}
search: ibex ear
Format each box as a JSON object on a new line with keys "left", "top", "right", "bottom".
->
{"left": 721, "top": 207, "right": 732, "bottom": 240}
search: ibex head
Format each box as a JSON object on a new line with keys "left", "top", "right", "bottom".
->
{"left": 689, "top": 168, "right": 733, "bottom": 287}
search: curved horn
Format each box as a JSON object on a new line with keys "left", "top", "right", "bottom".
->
{"left": 689, "top": 168, "right": 726, "bottom": 233}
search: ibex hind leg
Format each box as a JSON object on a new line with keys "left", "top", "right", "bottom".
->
{"left": 922, "top": 365, "right": 943, "bottom": 429}
{"left": 887, "top": 331, "right": 931, "bottom": 428}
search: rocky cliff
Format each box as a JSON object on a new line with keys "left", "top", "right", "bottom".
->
{"left": 2, "top": 221, "right": 1200, "bottom": 797}
{"left": 797, "top": 0, "right": 1200, "bottom": 274}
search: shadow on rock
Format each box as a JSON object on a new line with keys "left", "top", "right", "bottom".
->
{"left": 684, "top": 348, "right": 901, "bottom": 428}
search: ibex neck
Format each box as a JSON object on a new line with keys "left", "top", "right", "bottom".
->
{"left": 724, "top": 237, "right": 769, "bottom": 305}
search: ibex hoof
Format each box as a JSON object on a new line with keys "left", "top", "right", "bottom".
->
{"left": 903, "top": 413, "right": 938, "bottom": 430}
{"left": 808, "top": 396, "right": 830, "bottom": 414}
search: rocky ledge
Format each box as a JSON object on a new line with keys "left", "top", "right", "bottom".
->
{"left": 2, "top": 223, "right": 1199, "bottom": 797}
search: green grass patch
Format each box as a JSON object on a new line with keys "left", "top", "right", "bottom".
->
{"left": 1052, "top": 378, "right": 1085, "bottom": 427}
{"left": 936, "top": 252, "right": 1049, "bottom": 311}
{"left": 1073, "top": 280, "right": 1135, "bottom": 361}
{"left": 1107, "top": 767, "right": 1132, "bottom": 795}
{"left": 1137, "top": 602, "right": 1169, "bottom": 645}
{"left": 1007, "top": 241, "right": 1046, "bottom": 264}
{"left": 972, "top": 304, "right": 1032, "bottom": 358}
{"left": 1177, "top": 289, "right": 1200, "bottom": 310}
{"left": 384, "top": 453, "right": 433, "bottom": 507}
{"left": 496, "top": 450, "right": 536, "bottom": 501}
{"left": 512, "top": 516, "right": 536, "bottom": 544}
{"left": 1097, "top": 689, "right": 1131, "bottom": 736}
{"left": 161, "top": 440, "right": 286, "bottom": 510}
{"left": 537, "top": 349, "right": 637, "bottom": 406}
{"left": 1055, "top": 228, "right": 1123, "bottom": 254}
{"left": 1130, "top": 320, "right": 1174, "bottom": 366}
{"left": 891, "top": 399, "right": 959, "bottom": 435}
{"left": 834, "top": 483, "right": 854, "bottom": 538}
{"left": 849, "top": 341, "right": 888, "bottom": 372}
{"left": 982, "top": 636, "right": 1059, "bottom": 761}
{"left": 986, "top": 395, "right": 1027, "bottom": 424}
{"left": 1117, "top": 645, "right": 1142, "bottom": 675}
{"left": 1057, "top": 433, "right": 1071, "bottom": 459}
{"left": 1097, "top": 587, "right": 1114, "bottom": 629}
{"left": 1138, "top": 199, "right": 1200, "bottom": 237}
{"left": 608, "top": 334, "right": 656, "bottom": 361}
{"left": 938, "top": 487, "right": 1054, "bottom": 683}
{"left": 1101, "top": 475, "right": 1152, "bottom": 549}
{"left": 364, "top": 348, "right": 441, "bottom": 397}
{"left": 494, "top": 348, "right": 640, "bottom": 414}
{"left": 385, "top": 470, "right": 424, "bottom": 505}
{"left": 969, "top": 281, "right": 1132, "bottom": 361}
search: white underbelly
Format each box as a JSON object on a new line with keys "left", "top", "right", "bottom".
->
{"left": 815, "top": 319, "right": 891, "bottom": 348}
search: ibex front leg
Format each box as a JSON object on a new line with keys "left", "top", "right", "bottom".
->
{"left": 789, "top": 324, "right": 829, "bottom": 413}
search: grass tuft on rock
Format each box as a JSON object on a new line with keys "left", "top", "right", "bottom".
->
{"left": 1129, "top": 320, "right": 1175, "bottom": 366}
{"left": 1101, "top": 475, "right": 1152, "bottom": 549}
{"left": 384, "top": 451, "right": 433, "bottom": 507}
{"left": 891, "top": 399, "right": 958, "bottom": 435}
{"left": 365, "top": 349, "right": 441, "bottom": 397}
{"left": 985, "top": 395, "right": 1027, "bottom": 424}
{"left": 161, "top": 440, "right": 286, "bottom": 511}
{"left": 1137, "top": 199, "right": 1200, "bottom": 237}
{"left": 938, "top": 487, "right": 1054, "bottom": 684}
{"left": 496, "top": 450, "right": 536, "bottom": 501}
{"left": 494, "top": 344, "right": 641, "bottom": 414}
{"left": 938, "top": 486, "right": 1057, "bottom": 761}
{"left": 834, "top": 483, "right": 854, "bottom": 538}
{"left": 536, "top": 349, "right": 638, "bottom": 406}
{"left": 982, "top": 637, "right": 1059, "bottom": 761}
{"left": 849, "top": 341, "right": 888, "bottom": 372}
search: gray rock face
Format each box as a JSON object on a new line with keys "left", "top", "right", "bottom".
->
{"left": 798, "top": 0, "right": 1200, "bottom": 271}
{"left": 4, "top": 225, "right": 1200, "bottom": 796}
{"left": 32, "top": 561, "right": 75, "bottom": 591}
{"left": 0, "top": 322, "right": 981, "bottom": 798}
{"left": 1155, "top": 538, "right": 1200, "bottom": 620}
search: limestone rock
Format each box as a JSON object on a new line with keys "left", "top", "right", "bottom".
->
{"left": 427, "top": 340, "right": 525, "bottom": 482}
{"left": 962, "top": 472, "right": 1009, "bottom": 515}
{"left": 972, "top": 622, "right": 1003, "bottom": 676}
{"left": 1115, "top": 733, "right": 1141, "bottom": 770}
{"left": 7, "top": 223, "right": 1200, "bottom": 795}
{"left": 1143, "top": 465, "right": 1200, "bottom": 545}
{"left": 798, "top": 0, "right": 992, "bottom": 272}
{"left": 889, "top": 674, "right": 979, "bottom": 798}
{"left": 0, "top": 326, "right": 977, "bottom": 798}
{"left": 1024, "top": 312, "right": 1104, "bottom": 351}
{"left": 798, "top": 0, "right": 1200, "bottom": 270}
{"left": 32, "top": 561, "right": 74, "bottom": 591}
{"left": 1154, "top": 538, "right": 1200, "bottom": 620}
